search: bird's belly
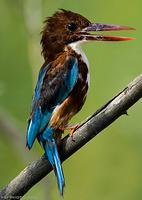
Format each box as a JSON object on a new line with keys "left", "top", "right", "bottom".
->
{"left": 49, "top": 81, "right": 88, "bottom": 130}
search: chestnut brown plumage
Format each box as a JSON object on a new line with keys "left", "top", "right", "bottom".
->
{"left": 27, "top": 9, "right": 135, "bottom": 195}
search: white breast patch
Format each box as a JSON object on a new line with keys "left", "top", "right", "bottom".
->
{"left": 68, "top": 41, "right": 90, "bottom": 87}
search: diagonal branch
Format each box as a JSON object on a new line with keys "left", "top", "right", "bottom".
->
{"left": 0, "top": 74, "right": 142, "bottom": 200}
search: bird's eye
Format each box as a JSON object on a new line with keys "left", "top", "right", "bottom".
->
{"left": 67, "top": 23, "right": 78, "bottom": 31}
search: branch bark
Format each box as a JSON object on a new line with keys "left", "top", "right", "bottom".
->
{"left": 0, "top": 74, "right": 142, "bottom": 200}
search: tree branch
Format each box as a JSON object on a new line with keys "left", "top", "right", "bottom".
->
{"left": 0, "top": 74, "right": 142, "bottom": 200}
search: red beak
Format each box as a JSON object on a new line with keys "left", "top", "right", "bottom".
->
{"left": 79, "top": 23, "right": 135, "bottom": 41}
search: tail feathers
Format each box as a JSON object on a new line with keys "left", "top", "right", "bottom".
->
{"left": 44, "top": 138, "right": 65, "bottom": 195}
{"left": 53, "top": 141, "right": 65, "bottom": 195}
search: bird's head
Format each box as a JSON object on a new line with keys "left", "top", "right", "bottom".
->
{"left": 41, "top": 9, "right": 134, "bottom": 61}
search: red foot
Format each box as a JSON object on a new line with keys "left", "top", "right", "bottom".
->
{"left": 69, "top": 128, "right": 75, "bottom": 138}
{"left": 59, "top": 123, "right": 80, "bottom": 138}
{"left": 69, "top": 124, "right": 80, "bottom": 138}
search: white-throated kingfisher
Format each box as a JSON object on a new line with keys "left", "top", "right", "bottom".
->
{"left": 26, "top": 9, "right": 134, "bottom": 195}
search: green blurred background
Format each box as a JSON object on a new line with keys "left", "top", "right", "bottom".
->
{"left": 0, "top": 0, "right": 141, "bottom": 199}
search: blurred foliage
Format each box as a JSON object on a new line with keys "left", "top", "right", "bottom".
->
{"left": 0, "top": 0, "right": 142, "bottom": 200}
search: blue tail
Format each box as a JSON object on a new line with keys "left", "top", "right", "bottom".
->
{"left": 42, "top": 128, "right": 65, "bottom": 195}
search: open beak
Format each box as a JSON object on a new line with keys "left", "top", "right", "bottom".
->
{"left": 79, "top": 23, "right": 135, "bottom": 41}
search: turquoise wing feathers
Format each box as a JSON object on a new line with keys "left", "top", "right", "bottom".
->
{"left": 27, "top": 56, "right": 78, "bottom": 195}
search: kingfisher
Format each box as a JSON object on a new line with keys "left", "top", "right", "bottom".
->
{"left": 26, "top": 9, "right": 134, "bottom": 195}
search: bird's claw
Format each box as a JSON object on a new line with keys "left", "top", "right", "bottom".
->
{"left": 59, "top": 123, "right": 80, "bottom": 139}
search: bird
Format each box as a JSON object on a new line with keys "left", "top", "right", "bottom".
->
{"left": 26, "top": 9, "right": 134, "bottom": 195}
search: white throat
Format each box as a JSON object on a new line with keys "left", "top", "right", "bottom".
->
{"left": 68, "top": 42, "right": 89, "bottom": 67}
{"left": 68, "top": 42, "right": 90, "bottom": 87}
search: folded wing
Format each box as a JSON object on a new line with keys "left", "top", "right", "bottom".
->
{"left": 27, "top": 55, "right": 78, "bottom": 149}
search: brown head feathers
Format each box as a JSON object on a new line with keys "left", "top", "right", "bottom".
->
{"left": 40, "top": 9, "right": 90, "bottom": 62}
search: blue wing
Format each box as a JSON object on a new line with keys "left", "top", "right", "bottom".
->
{"left": 26, "top": 63, "right": 51, "bottom": 149}
{"left": 27, "top": 56, "right": 78, "bottom": 195}
{"left": 31, "top": 64, "right": 50, "bottom": 110}
{"left": 27, "top": 56, "right": 78, "bottom": 149}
